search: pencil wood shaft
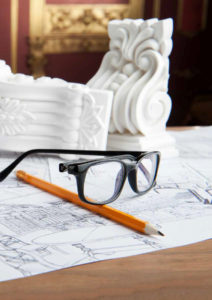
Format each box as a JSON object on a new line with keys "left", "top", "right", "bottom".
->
{"left": 16, "top": 170, "right": 161, "bottom": 235}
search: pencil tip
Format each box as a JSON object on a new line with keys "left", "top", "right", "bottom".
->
{"left": 144, "top": 224, "right": 165, "bottom": 236}
{"left": 158, "top": 231, "right": 165, "bottom": 236}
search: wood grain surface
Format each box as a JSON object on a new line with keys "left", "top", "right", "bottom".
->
{"left": 0, "top": 240, "right": 212, "bottom": 300}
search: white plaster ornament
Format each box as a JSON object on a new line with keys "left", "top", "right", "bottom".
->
{"left": 0, "top": 60, "right": 113, "bottom": 156}
{"left": 88, "top": 18, "right": 178, "bottom": 157}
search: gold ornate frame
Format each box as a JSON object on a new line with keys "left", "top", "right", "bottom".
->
{"left": 28, "top": 0, "right": 145, "bottom": 78}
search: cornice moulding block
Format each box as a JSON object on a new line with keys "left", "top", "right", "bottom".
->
{"left": 0, "top": 60, "right": 113, "bottom": 156}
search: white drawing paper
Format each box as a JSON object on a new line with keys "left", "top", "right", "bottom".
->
{"left": 0, "top": 127, "right": 212, "bottom": 282}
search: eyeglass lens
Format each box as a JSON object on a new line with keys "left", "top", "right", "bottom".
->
{"left": 83, "top": 161, "right": 124, "bottom": 204}
{"left": 136, "top": 153, "right": 157, "bottom": 192}
{"left": 83, "top": 153, "right": 157, "bottom": 204}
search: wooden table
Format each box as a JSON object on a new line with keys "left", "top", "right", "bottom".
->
{"left": 0, "top": 239, "right": 212, "bottom": 300}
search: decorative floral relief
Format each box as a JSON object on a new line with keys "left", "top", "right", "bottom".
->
{"left": 78, "top": 93, "right": 104, "bottom": 149}
{"left": 0, "top": 98, "right": 36, "bottom": 136}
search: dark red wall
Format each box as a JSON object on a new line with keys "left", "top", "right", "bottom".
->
{"left": 0, "top": 0, "right": 11, "bottom": 66}
{"left": 45, "top": 52, "right": 105, "bottom": 84}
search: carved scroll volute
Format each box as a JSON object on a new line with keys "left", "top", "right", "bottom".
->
{"left": 28, "top": 37, "right": 47, "bottom": 78}
{"left": 87, "top": 18, "right": 173, "bottom": 136}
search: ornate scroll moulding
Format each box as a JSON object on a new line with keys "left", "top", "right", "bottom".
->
{"left": 88, "top": 18, "right": 178, "bottom": 157}
{"left": 0, "top": 60, "right": 113, "bottom": 155}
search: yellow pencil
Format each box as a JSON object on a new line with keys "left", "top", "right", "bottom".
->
{"left": 16, "top": 170, "right": 164, "bottom": 236}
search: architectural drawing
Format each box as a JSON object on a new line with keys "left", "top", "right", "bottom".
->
{"left": 0, "top": 127, "right": 212, "bottom": 282}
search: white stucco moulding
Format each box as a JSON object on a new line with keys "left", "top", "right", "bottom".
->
{"left": 0, "top": 60, "right": 113, "bottom": 155}
{"left": 88, "top": 18, "right": 178, "bottom": 157}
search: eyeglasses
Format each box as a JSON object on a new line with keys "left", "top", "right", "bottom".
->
{"left": 0, "top": 149, "right": 160, "bottom": 205}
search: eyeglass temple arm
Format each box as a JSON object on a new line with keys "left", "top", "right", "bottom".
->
{"left": 0, "top": 149, "right": 143, "bottom": 182}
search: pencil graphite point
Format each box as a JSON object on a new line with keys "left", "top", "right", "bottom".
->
{"left": 158, "top": 231, "right": 165, "bottom": 236}
{"left": 144, "top": 223, "right": 164, "bottom": 236}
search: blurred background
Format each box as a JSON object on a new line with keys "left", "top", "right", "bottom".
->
{"left": 0, "top": 0, "right": 212, "bottom": 126}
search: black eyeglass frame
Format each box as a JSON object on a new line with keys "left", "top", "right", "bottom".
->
{"left": 59, "top": 152, "right": 160, "bottom": 205}
{"left": 0, "top": 149, "right": 160, "bottom": 205}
